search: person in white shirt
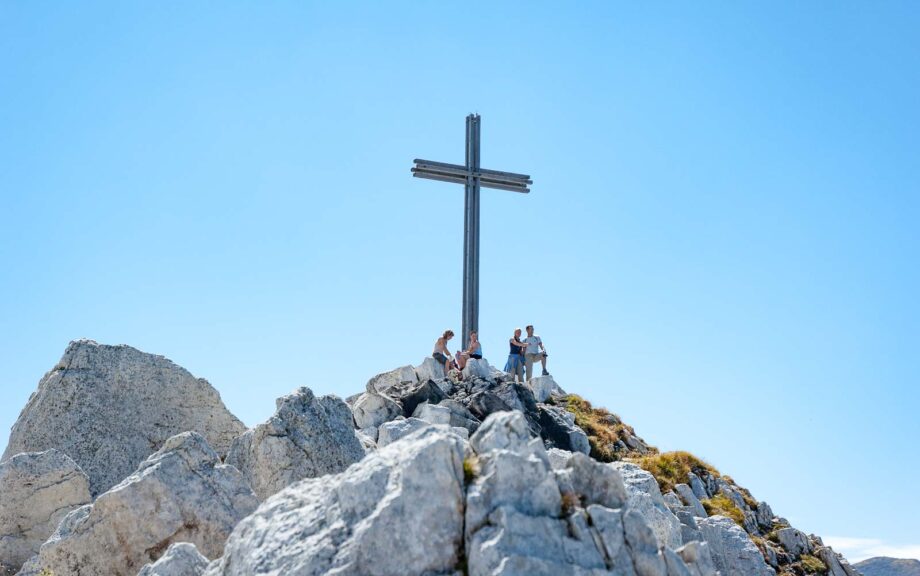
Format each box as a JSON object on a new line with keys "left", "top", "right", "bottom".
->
{"left": 523, "top": 325, "right": 549, "bottom": 381}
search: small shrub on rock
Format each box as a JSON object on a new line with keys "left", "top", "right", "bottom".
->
{"left": 800, "top": 554, "right": 827, "bottom": 574}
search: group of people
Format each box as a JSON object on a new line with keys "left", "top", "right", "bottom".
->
{"left": 432, "top": 325, "right": 549, "bottom": 383}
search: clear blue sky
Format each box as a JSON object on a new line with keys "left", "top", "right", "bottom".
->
{"left": 1, "top": 1, "right": 917, "bottom": 562}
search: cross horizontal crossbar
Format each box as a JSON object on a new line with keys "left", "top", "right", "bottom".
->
{"left": 413, "top": 159, "right": 532, "bottom": 182}
{"left": 412, "top": 159, "right": 531, "bottom": 193}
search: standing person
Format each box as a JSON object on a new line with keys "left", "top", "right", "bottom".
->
{"left": 433, "top": 330, "right": 455, "bottom": 374}
{"left": 504, "top": 328, "right": 527, "bottom": 383}
{"left": 524, "top": 324, "right": 550, "bottom": 380}
{"left": 457, "top": 330, "right": 483, "bottom": 370}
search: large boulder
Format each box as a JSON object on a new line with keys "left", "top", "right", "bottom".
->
{"left": 137, "top": 543, "right": 210, "bottom": 576}
{"left": 351, "top": 390, "right": 402, "bottom": 429}
{"left": 28, "top": 432, "right": 258, "bottom": 576}
{"left": 207, "top": 426, "right": 467, "bottom": 576}
{"left": 610, "top": 462, "right": 683, "bottom": 550}
{"left": 697, "top": 515, "right": 775, "bottom": 576}
{"left": 3, "top": 340, "right": 246, "bottom": 495}
{"left": 0, "top": 450, "right": 91, "bottom": 572}
{"left": 226, "top": 387, "right": 364, "bottom": 500}
{"left": 365, "top": 365, "right": 417, "bottom": 395}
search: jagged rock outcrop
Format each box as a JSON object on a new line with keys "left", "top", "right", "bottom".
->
{"left": 206, "top": 425, "right": 467, "bottom": 576}
{"left": 27, "top": 432, "right": 258, "bottom": 576}
{"left": 137, "top": 543, "right": 211, "bottom": 576}
{"left": 0, "top": 450, "right": 91, "bottom": 573}
{"left": 207, "top": 412, "right": 717, "bottom": 576}
{"left": 226, "top": 387, "right": 364, "bottom": 500}
{"left": 2, "top": 340, "right": 246, "bottom": 495}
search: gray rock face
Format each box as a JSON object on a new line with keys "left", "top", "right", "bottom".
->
{"left": 377, "top": 417, "right": 431, "bottom": 447}
{"left": 774, "top": 526, "right": 811, "bottom": 558}
{"left": 137, "top": 543, "right": 210, "bottom": 576}
{"left": 3, "top": 340, "right": 246, "bottom": 495}
{"left": 675, "top": 541, "right": 718, "bottom": 576}
{"left": 366, "top": 365, "right": 417, "bottom": 395}
{"left": 29, "top": 432, "right": 258, "bottom": 576}
{"left": 611, "top": 462, "right": 683, "bottom": 550}
{"left": 351, "top": 390, "right": 402, "bottom": 429}
{"left": 208, "top": 426, "right": 467, "bottom": 576}
{"left": 414, "top": 356, "right": 446, "bottom": 383}
{"left": 226, "top": 387, "right": 364, "bottom": 500}
{"left": 0, "top": 450, "right": 91, "bottom": 572}
{"left": 674, "top": 483, "right": 707, "bottom": 518}
{"left": 529, "top": 375, "right": 566, "bottom": 402}
{"left": 462, "top": 358, "right": 492, "bottom": 380}
{"left": 697, "top": 515, "right": 775, "bottom": 576}
{"left": 818, "top": 548, "right": 863, "bottom": 576}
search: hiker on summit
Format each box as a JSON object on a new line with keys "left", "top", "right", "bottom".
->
{"left": 457, "top": 330, "right": 483, "bottom": 370}
{"left": 524, "top": 324, "right": 550, "bottom": 381}
{"left": 433, "top": 330, "right": 455, "bottom": 374}
{"left": 504, "top": 328, "right": 527, "bottom": 383}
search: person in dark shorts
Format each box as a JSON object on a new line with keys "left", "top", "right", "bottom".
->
{"left": 457, "top": 330, "right": 483, "bottom": 370}
{"left": 433, "top": 330, "right": 455, "bottom": 373}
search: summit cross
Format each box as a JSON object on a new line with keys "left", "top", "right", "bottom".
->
{"left": 412, "top": 114, "right": 533, "bottom": 349}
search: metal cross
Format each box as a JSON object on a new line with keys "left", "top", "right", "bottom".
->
{"left": 412, "top": 114, "right": 533, "bottom": 349}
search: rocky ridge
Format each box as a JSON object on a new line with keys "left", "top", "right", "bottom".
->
{"left": 855, "top": 558, "right": 920, "bottom": 576}
{"left": 0, "top": 341, "right": 864, "bottom": 576}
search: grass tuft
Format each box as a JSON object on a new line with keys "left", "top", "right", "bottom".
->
{"left": 636, "top": 451, "right": 719, "bottom": 494}
{"left": 800, "top": 554, "right": 826, "bottom": 574}
{"left": 563, "top": 394, "right": 654, "bottom": 462}
{"left": 463, "top": 456, "right": 479, "bottom": 484}
{"left": 701, "top": 493, "right": 745, "bottom": 526}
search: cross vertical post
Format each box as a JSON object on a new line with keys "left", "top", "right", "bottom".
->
{"left": 412, "top": 114, "right": 532, "bottom": 350}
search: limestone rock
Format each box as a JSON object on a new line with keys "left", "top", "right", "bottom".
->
{"left": 697, "top": 515, "right": 775, "bottom": 576}
{"left": 414, "top": 356, "right": 445, "bottom": 383}
{"left": 208, "top": 426, "right": 466, "bottom": 576}
{"left": 675, "top": 541, "right": 718, "bottom": 576}
{"left": 137, "top": 542, "right": 210, "bottom": 576}
{"left": 377, "top": 417, "right": 431, "bottom": 447}
{"left": 29, "top": 432, "right": 258, "bottom": 576}
{"left": 0, "top": 450, "right": 91, "bottom": 572}
{"left": 554, "top": 452, "right": 628, "bottom": 510}
{"left": 461, "top": 358, "right": 492, "bottom": 380}
{"left": 774, "top": 526, "right": 811, "bottom": 558}
{"left": 3, "top": 340, "right": 246, "bottom": 495}
{"left": 687, "top": 473, "right": 708, "bottom": 501}
{"left": 365, "top": 365, "right": 417, "bottom": 395}
{"left": 226, "top": 387, "right": 364, "bottom": 500}
{"left": 611, "top": 462, "right": 683, "bottom": 549}
{"left": 529, "top": 375, "right": 566, "bottom": 402}
{"left": 351, "top": 390, "right": 402, "bottom": 429}
{"left": 674, "top": 484, "right": 707, "bottom": 518}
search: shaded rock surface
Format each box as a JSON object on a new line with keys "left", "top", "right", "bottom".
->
{"left": 0, "top": 450, "right": 91, "bottom": 572}
{"left": 2, "top": 340, "right": 246, "bottom": 495}
{"left": 226, "top": 387, "right": 364, "bottom": 500}
{"left": 27, "top": 432, "right": 258, "bottom": 576}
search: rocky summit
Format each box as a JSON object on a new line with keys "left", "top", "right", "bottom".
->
{"left": 0, "top": 340, "right": 867, "bottom": 576}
